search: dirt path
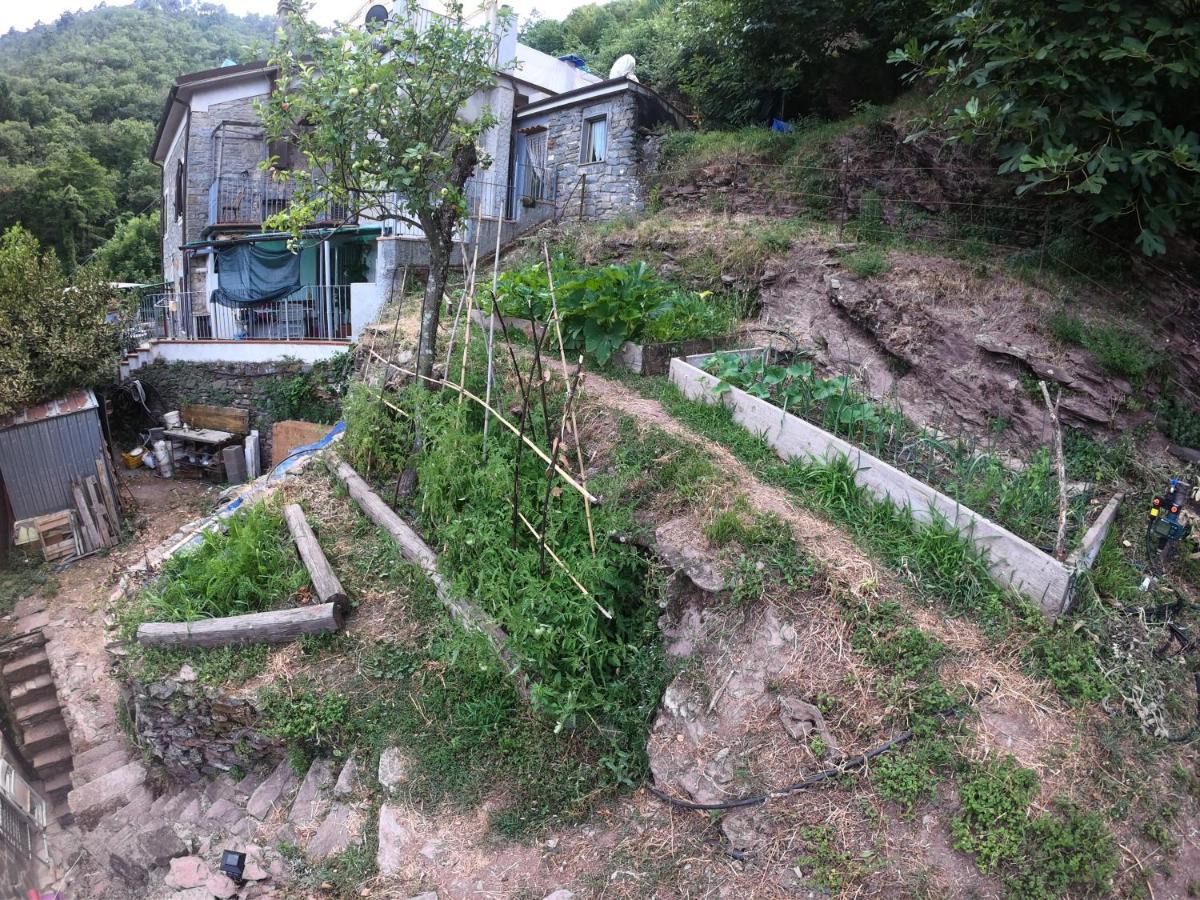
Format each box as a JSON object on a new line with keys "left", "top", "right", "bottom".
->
{"left": 40, "top": 470, "right": 217, "bottom": 751}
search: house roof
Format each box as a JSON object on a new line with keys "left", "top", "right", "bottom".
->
{"left": 149, "top": 61, "right": 277, "bottom": 165}
{"left": 0, "top": 390, "right": 98, "bottom": 433}
{"left": 514, "top": 76, "right": 690, "bottom": 125}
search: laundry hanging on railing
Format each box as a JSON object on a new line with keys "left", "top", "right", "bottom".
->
{"left": 210, "top": 242, "right": 301, "bottom": 306}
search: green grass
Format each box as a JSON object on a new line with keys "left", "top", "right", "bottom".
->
{"left": 1044, "top": 311, "right": 1163, "bottom": 383}
{"left": 126, "top": 503, "right": 306, "bottom": 626}
{"left": 841, "top": 247, "right": 890, "bottom": 278}
{"left": 0, "top": 551, "right": 55, "bottom": 617}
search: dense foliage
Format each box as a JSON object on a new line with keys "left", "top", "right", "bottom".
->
{"left": 890, "top": 1, "right": 1200, "bottom": 255}
{"left": 0, "top": 226, "right": 120, "bottom": 415}
{"left": 0, "top": 0, "right": 272, "bottom": 270}
{"left": 493, "top": 259, "right": 740, "bottom": 363}
{"left": 522, "top": 0, "right": 929, "bottom": 125}
{"left": 135, "top": 504, "right": 305, "bottom": 623}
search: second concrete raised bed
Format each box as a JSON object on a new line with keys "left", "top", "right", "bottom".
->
{"left": 671, "top": 350, "right": 1122, "bottom": 618}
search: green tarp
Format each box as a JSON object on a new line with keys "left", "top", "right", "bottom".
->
{"left": 210, "top": 242, "right": 301, "bottom": 306}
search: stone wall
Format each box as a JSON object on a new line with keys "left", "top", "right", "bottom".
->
{"left": 544, "top": 91, "right": 645, "bottom": 221}
{"left": 131, "top": 672, "right": 282, "bottom": 783}
{"left": 125, "top": 358, "right": 344, "bottom": 467}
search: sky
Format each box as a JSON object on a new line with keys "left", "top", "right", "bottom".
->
{"left": 0, "top": 0, "right": 589, "bottom": 34}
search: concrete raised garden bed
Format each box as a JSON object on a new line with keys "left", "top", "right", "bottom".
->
{"left": 671, "top": 349, "right": 1122, "bottom": 618}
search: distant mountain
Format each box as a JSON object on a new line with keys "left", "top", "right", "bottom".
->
{"left": 0, "top": 0, "right": 275, "bottom": 269}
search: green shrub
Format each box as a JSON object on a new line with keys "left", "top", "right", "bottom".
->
{"left": 135, "top": 504, "right": 305, "bottom": 624}
{"left": 1043, "top": 312, "right": 1162, "bottom": 382}
{"left": 492, "top": 259, "right": 739, "bottom": 363}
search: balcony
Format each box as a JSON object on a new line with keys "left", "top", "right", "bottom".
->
{"left": 207, "top": 174, "right": 352, "bottom": 229}
{"left": 136, "top": 286, "right": 353, "bottom": 343}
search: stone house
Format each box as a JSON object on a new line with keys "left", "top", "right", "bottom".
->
{"left": 144, "top": 1, "right": 686, "bottom": 364}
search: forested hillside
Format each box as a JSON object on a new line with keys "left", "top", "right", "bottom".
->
{"left": 0, "top": 0, "right": 273, "bottom": 274}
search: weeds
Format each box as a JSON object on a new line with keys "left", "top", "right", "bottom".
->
{"left": 1044, "top": 311, "right": 1162, "bottom": 383}
{"left": 129, "top": 504, "right": 305, "bottom": 625}
{"left": 841, "top": 247, "right": 890, "bottom": 278}
{"left": 952, "top": 756, "right": 1039, "bottom": 871}
{"left": 796, "top": 825, "right": 878, "bottom": 890}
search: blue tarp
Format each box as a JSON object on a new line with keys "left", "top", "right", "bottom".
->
{"left": 211, "top": 242, "right": 301, "bottom": 307}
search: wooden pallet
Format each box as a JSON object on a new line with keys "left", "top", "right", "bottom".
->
{"left": 31, "top": 510, "right": 79, "bottom": 562}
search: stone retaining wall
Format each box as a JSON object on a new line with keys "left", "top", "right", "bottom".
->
{"left": 130, "top": 672, "right": 282, "bottom": 783}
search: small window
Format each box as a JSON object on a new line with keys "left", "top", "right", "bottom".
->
{"left": 581, "top": 114, "right": 607, "bottom": 164}
{"left": 174, "top": 160, "right": 185, "bottom": 221}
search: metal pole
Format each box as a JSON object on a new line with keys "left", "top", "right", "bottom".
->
{"left": 482, "top": 181, "right": 504, "bottom": 455}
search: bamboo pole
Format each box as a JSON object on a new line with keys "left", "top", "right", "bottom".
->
{"left": 543, "top": 244, "right": 597, "bottom": 555}
{"left": 1038, "top": 380, "right": 1069, "bottom": 560}
{"left": 537, "top": 356, "right": 584, "bottom": 576}
{"left": 365, "top": 266, "right": 409, "bottom": 477}
{"left": 482, "top": 201, "right": 504, "bottom": 452}
{"left": 516, "top": 511, "right": 611, "bottom": 619}
{"left": 365, "top": 347, "right": 598, "bottom": 504}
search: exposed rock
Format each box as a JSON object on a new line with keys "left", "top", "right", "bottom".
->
{"left": 655, "top": 518, "right": 726, "bottom": 593}
{"left": 778, "top": 696, "right": 839, "bottom": 755}
{"left": 544, "top": 891, "right": 575, "bottom": 900}
{"left": 377, "top": 747, "right": 412, "bottom": 791}
{"left": 247, "top": 758, "right": 298, "bottom": 820}
{"left": 333, "top": 756, "right": 357, "bottom": 797}
{"left": 164, "top": 856, "right": 210, "bottom": 890}
{"left": 289, "top": 758, "right": 332, "bottom": 826}
{"left": 377, "top": 804, "right": 416, "bottom": 876}
{"left": 307, "top": 802, "right": 362, "bottom": 860}
{"left": 721, "top": 807, "right": 771, "bottom": 851}
{"left": 206, "top": 872, "right": 239, "bottom": 899}
{"left": 243, "top": 858, "right": 270, "bottom": 881}
{"left": 137, "top": 823, "right": 188, "bottom": 867}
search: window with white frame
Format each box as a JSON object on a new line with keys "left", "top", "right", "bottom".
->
{"left": 581, "top": 114, "right": 608, "bottom": 164}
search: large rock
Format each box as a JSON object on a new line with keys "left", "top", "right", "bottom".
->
{"left": 333, "top": 757, "right": 357, "bottom": 797}
{"left": 306, "top": 802, "right": 362, "bottom": 860}
{"left": 137, "top": 823, "right": 188, "bottom": 867}
{"left": 655, "top": 518, "right": 726, "bottom": 594}
{"left": 165, "top": 856, "right": 210, "bottom": 890}
{"left": 289, "top": 757, "right": 333, "bottom": 826}
{"left": 376, "top": 804, "right": 416, "bottom": 877}
{"left": 247, "top": 758, "right": 298, "bottom": 820}
{"left": 377, "top": 747, "right": 412, "bottom": 792}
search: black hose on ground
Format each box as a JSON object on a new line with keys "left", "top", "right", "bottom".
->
{"left": 646, "top": 728, "right": 915, "bottom": 812}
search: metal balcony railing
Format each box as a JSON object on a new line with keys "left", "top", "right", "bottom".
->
{"left": 208, "top": 174, "right": 353, "bottom": 228}
{"left": 136, "top": 288, "right": 352, "bottom": 343}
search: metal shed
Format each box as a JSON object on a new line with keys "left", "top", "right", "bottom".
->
{"left": 0, "top": 390, "right": 116, "bottom": 522}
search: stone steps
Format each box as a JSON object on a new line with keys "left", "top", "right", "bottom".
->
{"left": 10, "top": 672, "right": 57, "bottom": 705}
{"left": 30, "top": 742, "right": 73, "bottom": 778}
{"left": 67, "top": 760, "right": 147, "bottom": 830}
{"left": 1, "top": 647, "right": 51, "bottom": 684}
{"left": 22, "top": 718, "right": 69, "bottom": 756}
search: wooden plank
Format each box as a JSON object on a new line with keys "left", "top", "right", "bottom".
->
{"left": 272, "top": 420, "right": 330, "bottom": 462}
{"left": 181, "top": 403, "right": 249, "bottom": 435}
{"left": 83, "top": 476, "right": 113, "bottom": 547}
{"left": 1066, "top": 493, "right": 1124, "bottom": 575}
{"left": 70, "top": 480, "right": 101, "bottom": 553}
{"left": 32, "top": 511, "right": 71, "bottom": 530}
{"left": 136, "top": 603, "right": 343, "bottom": 649}
{"left": 325, "top": 453, "right": 531, "bottom": 701}
{"left": 283, "top": 503, "right": 348, "bottom": 610}
{"left": 95, "top": 458, "right": 121, "bottom": 539}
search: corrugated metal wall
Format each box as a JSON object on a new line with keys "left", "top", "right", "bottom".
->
{"left": 0, "top": 408, "right": 109, "bottom": 520}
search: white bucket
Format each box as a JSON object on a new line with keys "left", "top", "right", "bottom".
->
{"left": 153, "top": 439, "right": 174, "bottom": 478}
{"left": 163, "top": 410, "right": 181, "bottom": 428}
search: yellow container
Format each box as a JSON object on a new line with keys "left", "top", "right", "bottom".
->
{"left": 121, "top": 448, "right": 145, "bottom": 469}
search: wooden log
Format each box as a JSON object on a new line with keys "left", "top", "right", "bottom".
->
{"left": 283, "top": 503, "right": 348, "bottom": 610}
{"left": 136, "top": 603, "right": 343, "bottom": 649}
{"left": 181, "top": 403, "right": 250, "bottom": 435}
{"left": 325, "top": 453, "right": 531, "bottom": 701}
